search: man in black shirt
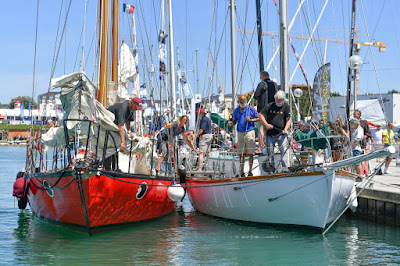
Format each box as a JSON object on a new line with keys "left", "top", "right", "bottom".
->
{"left": 259, "top": 90, "right": 291, "bottom": 172}
{"left": 104, "top": 97, "right": 142, "bottom": 171}
{"left": 195, "top": 108, "right": 212, "bottom": 171}
{"left": 254, "top": 70, "right": 279, "bottom": 153}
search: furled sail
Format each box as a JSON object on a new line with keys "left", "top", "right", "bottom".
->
{"left": 118, "top": 42, "right": 137, "bottom": 100}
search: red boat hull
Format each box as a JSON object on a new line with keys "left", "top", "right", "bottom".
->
{"left": 27, "top": 170, "right": 176, "bottom": 230}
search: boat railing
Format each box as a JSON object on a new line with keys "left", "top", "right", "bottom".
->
{"left": 27, "top": 119, "right": 148, "bottom": 174}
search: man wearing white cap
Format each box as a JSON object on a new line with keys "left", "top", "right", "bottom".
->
{"left": 372, "top": 123, "right": 383, "bottom": 162}
{"left": 350, "top": 117, "right": 364, "bottom": 176}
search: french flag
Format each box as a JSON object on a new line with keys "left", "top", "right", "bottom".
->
{"left": 123, "top": 3, "right": 134, "bottom": 14}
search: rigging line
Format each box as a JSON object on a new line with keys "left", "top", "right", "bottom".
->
{"left": 208, "top": 8, "right": 230, "bottom": 98}
{"left": 331, "top": 0, "right": 345, "bottom": 96}
{"left": 290, "top": 0, "right": 329, "bottom": 83}
{"left": 31, "top": 0, "right": 40, "bottom": 129}
{"left": 50, "top": 0, "right": 65, "bottom": 80}
{"left": 201, "top": 0, "right": 217, "bottom": 101}
{"left": 310, "top": 0, "right": 324, "bottom": 65}
{"left": 92, "top": 0, "right": 100, "bottom": 81}
{"left": 266, "top": 0, "right": 306, "bottom": 72}
{"left": 301, "top": 1, "right": 322, "bottom": 70}
{"left": 235, "top": 9, "right": 258, "bottom": 94}
{"left": 369, "top": 0, "right": 386, "bottom": 41}
{"left": 359, "top": 0, "right": 389, "bottom": 123}
{"left": 73, "top": 0, "right": 90, "bottom": 72}
{"left": 46, "top": 0, "right": 73, "bottom": 92}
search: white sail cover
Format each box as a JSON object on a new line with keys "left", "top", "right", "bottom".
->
{"left": 44, "top": 73, "right": 153, "bottom": 174}
{"left": 117, "top": 43, "right": 136, "bottom": 101}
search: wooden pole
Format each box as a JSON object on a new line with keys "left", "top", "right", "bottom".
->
{"left": 112, "top": 0, "right": 119, "bottom": 91}
{"left": 99, "top": 0, "right": 109, "bottom": 106}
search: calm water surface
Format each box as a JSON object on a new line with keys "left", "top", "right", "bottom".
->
{"left": 1, "top": 145, "right": 399, "bottom": 265}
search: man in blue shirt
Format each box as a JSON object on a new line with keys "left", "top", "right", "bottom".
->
{"left": 228, "top": 94, "right": 259, "bottom": 177}
{"left": 195, "top": 108, "right": 213, "bottom": 171}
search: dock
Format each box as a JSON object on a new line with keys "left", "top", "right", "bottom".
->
{"left": 351, "top": 159, "right": 400, "bottom": 226}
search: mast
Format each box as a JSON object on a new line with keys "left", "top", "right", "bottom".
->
{"left": 255, "top": 0, "right": 264, "bottom": 72}
{"left": 346, "top": 0, "right": 357, "bottom": 128}
{"left": 111, "top": 0, "right": 119, "bottom": 92}
{"left": 229, "top": 0, "right": 237, "bottom": 112}
{"left": 159, "top": 0, "right": 166, "bottom": 116}
{"left": 196, "top": 49, "right": 199, "bottom": 94}
{"left": 167, "top": 0, "right": 177, "bottom": 119}
{"left": 279, "top": 0, "right": 289, "bottom": 95}
{"left": 98, "top": 0, "right": 109, "bottom": 106}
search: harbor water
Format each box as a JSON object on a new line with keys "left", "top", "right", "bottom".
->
{"left": 1, "top": 146, "right": 399, "bottom": 265}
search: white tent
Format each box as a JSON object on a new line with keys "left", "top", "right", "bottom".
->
{"left": 329, "top": 99, "right": 386, "bottom": 125}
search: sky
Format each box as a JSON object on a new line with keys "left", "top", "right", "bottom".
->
{"left": 1, "top": 0, "right": 400, "bottom": 107}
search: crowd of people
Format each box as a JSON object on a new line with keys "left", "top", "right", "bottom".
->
{"left": 104, "top": 71, "right": 397, "bottom": 178}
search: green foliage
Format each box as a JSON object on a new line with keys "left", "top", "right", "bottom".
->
{"left": 331, "top": 92, "right": 341, "bottom": 96}
{"left": 388, "top": 89, "right": 399, "bottom": 94}
{"left": 0, "top": 124, "right": 45, "bottom": 131}
{"left": 292, "top": 91, "right": 312, "bottom": 118}
{"left": 9, "top": 96, "right": 38, "bottom": 109}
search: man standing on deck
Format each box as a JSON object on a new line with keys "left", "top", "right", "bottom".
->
{"left": 104, "top": 97, "right": 142, "bottom": 171}
{"left": 155, "top": 115, "right": 199, "bottom": 173}
{"left": 259, "top": 90, "right": 291, "bottom": 172}
{"left": 382, "top": 122, "right": 396, "bottom": 174}
{"left": 353, "top": 109, "right": 371, "bottom": 175}
{"left": 254, "top": 70, "right": 279, "bottom": 154}
{"left": 195, "top": 108, "right": 213, "bottom": 171}
{"left": 228, "top": 94, "right": 259, "bottom": 177}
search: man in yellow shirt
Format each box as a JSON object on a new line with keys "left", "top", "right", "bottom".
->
{"left": 382, "top": 122, "right": 395, "bottom": 174}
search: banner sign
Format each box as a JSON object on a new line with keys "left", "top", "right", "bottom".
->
{"left": 312, "top": 63, "right": 331, "bottom": 123}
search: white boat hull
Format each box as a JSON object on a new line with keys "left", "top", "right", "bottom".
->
{"left": 185, "top": 170, "right": 355, "bottom": 230}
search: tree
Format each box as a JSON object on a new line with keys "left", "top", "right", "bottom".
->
{"left": 331, "top": 92, "right": 341, "bottom": 96}
{"left": 388, "top": 89, "right": 399, "bottom": 94}
{"left": 9, "top": 96, "right": 38, "bottom": 109}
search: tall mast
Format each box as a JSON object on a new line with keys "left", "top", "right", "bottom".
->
{"left": 111, "top": 0, "right": 119, "bottom": 92}
{"left": 196, "top": 49, "right": 199, "bottom": 94}
{"left": 279, "top": 0, "right": 289, "bottom": 95}
{"left": 255, "top": 0, "right": 264, "bottom": 72}
{"left": 167, "top": 0, "right": 177, "bottom": 119}
{"left": 346, "top": 0, "right": 357, "bottom": 128}
{"left": 159, "top": 0, "right": 166, "bottom": 115}
{"left": 99, "top": 0, "right": 109, "bottom": 106}
{"left": 229, "top": 0, "right": 237, "bottom": 111}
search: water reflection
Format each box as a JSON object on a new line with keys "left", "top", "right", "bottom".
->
{"left": 5, "top": 190, "right": 400, "bottom": 264}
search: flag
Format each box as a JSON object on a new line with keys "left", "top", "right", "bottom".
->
{"left": 123, "top": 3, "right": 134, "bottom": 14}
{"left": 159, "top": 44, "right": 166, "bottom": 73}
{"left": 28, "top": 100, "right": 31, "bottom": 121}
{"left": 312, "top": 63, "right": 331, "bottom": 123}
{"left": 20, "top": 102, "right": 24, "bottom": 120}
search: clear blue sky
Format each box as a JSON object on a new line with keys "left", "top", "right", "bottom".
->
{"left": 1, "top": 0, "right": 399, "bottom": 106}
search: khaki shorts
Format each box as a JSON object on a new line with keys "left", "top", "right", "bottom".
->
{"left": 257, "top": 121, "right": 266, "bottom": 130}
{"left": 237, "top": 130, "right": 256, "bottom": 154}
{"left": 199, "top": 134, "right": 213, "bottom": 154}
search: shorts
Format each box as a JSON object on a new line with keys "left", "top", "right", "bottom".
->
{"left": 353, "top": 149, "right": 361, "bottom": 165}
{"left": 199, "top": 134, "right": 213, "bottom": 154}
{"left": 156, "top": 132, "right": 169, "bottom": 154}
{"left": 257, "top": 121, "right": 266, "bottom": 130}
{"left": 237, "top": 130, "right": 256, "bottom": 154}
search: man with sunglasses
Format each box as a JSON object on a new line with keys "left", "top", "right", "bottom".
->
{"left": 228, "top": 94, "right": 259, "bottom": 177}
{"left": 259, "top": 90, "right": 292, "bottom": 172}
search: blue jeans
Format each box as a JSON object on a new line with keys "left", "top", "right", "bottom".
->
{"left": 267, "top": 134, "right": 289, "bottom": 170}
